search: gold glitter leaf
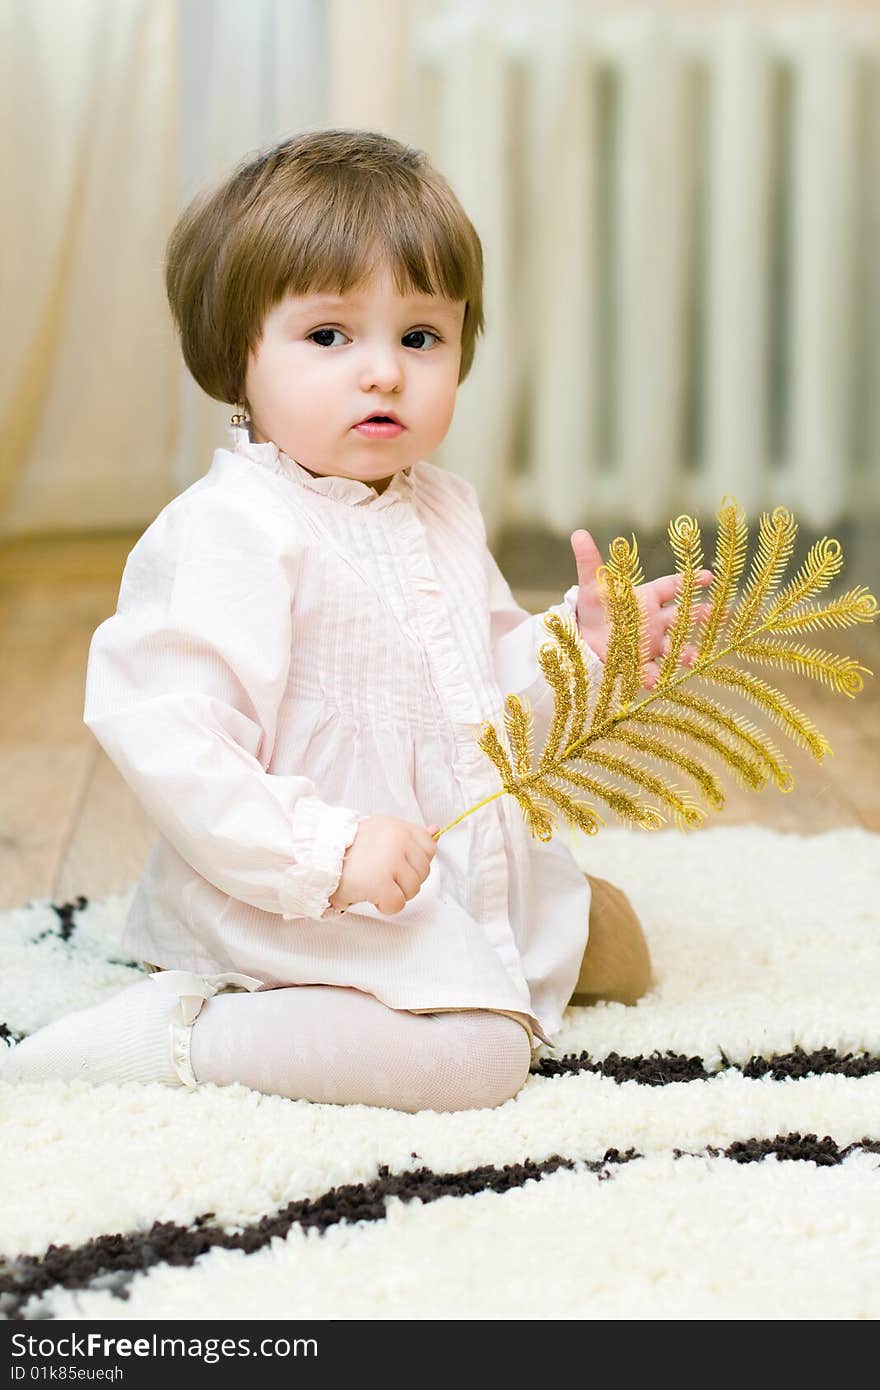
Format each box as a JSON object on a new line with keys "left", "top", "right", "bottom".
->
{"left": 476, "top": 721, "right": 515, "bottom": 789}
{"left": 656, "top": 515, "right": 703, "bottom": 689}
{"left": 530, "top": 777, "right": 604, "bottom": 836}
{"left": 536, "top": 642, "right": 575, "bottom": 766}
{"left": 766, "top": 585, "right": 878, "bottom": 635}
{"left": 726, "top": 507, "right": 798, "bottom": 644}
{"left": 591, "top": 535, "right": 649, "bottom": 722}
{"left": 695, "top": 497, "right": 748, "bottom": 661}
{"left": 511, "top": 784, "right": 556, "bottom": 842}
{"left": 762, "top": 537, "right": 844, "bottom": 623}
{"left": 601, "top": 725, "right": 727, "bottom": 811}
{"left": 657, "top": 688, "right": 794, "bottom": 792}
{"left": 703, "top": 666, "right": 832, "bottom": 761}
{"left": 503, "top": 693, "right": 534, "bottom": 777}
{"left": 735, "top": 641, "right": 872, "bottom": 698}
{"left": 563, "top": 753, "right": 701, "bottom": 829}
{"left": 627, "top": 709, "right": 769, "bottom": 792}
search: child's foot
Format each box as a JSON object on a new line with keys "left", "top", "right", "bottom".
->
{"left": 0, "top": 970, "right": 262, "bottom": 1087}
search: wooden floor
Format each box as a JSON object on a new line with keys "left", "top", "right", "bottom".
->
{"left": 0, "top": 532, "right": 878, "bottom": 912}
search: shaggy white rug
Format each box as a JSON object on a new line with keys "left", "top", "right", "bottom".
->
{"left": 1, "top": 825, "right": 878, "bottom": 1321}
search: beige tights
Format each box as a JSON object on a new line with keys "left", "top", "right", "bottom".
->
{"left": 188, "top": 983, "right": 533, "bottom": 1113}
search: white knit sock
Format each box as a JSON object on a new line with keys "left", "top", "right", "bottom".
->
{"left": 0, "top": 976, "right": 185, "bottom": 1087}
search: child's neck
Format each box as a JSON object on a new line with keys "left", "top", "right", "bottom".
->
{"left": 248, "top": 428, "right": 395, "bottom": 494}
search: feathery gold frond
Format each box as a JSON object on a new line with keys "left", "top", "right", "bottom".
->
{"left": 762, "top": 537, "right": 843, "bottom": 622}
{"left": 513, "top": 785, "right": 557, "bottom": 842}
{"left": 591, "top": 535, "right": 648, "bottom": 722}
{"left": 695, "top": 496, "right": 748, "bottom": 660}
{"left": 601, "top": 725, "right": 727, "bottom": 810}
{"left": 657, "top": 688, "right": 794, "bottom": 791}
{"left": 529, "top": 779, "right": 605, "bottom": 837}
{"left": 656, "top": 515, "right": 703, "bottom": 689}
{"left": 700, "top": 665, "right": 832, "bottom": 760}
{"left": 569, "top": 749, "right": 705, "bottom": 829}
{"left": 477, "top": 715, "right": 558, "bottom": 839}
{"left": 503, "top": 693, "right": 534, "bottom": 777}
{"left": 544, "top": 762, "right": 666, "bottom": 829}
{"left": 766, "top": 585, "right": 878, "bottom": 634}
{"left": 735, "top": 640, "right": 871, "bottom": 697}
{"left": 476, "top": 721, "right": 515, "bottom": 788}
{"left": 433, "top": 499, "right": 878, "bottom": 845}
{"left": 626, "top": 709, "right": 769, "bottom": 791}
{"left": 543, "top": 610, "right": 592, "bottom": 740}
{"left": 535, "top": 643, "right": 575, "bottom": 766}
{"left": 726, "top": 507, "right": 798, "bottom": 643}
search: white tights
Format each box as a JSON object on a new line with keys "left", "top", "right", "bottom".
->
{"left": 188, "top": 984, "right": 533, "bottom": 1113}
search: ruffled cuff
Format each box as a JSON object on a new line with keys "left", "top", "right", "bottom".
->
{"left": 279, "top": 796, "right": 364, "bottom": 921}
{"left": 563, "top": 583, "right": 579, "bottom": 616}
{"left": 563, "top": 584, "right": 606, "bottom": 669}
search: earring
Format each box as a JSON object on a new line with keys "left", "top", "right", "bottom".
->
{"left": 230, "top": 402, "right": 250, "bottom": 426}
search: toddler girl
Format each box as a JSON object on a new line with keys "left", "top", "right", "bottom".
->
{"left": 3, "top": 129, "right": 662, "bottom": 1112}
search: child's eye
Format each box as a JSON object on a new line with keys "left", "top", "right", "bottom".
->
{"left": 307, "top": 328, "right": 347, "bottom": 348}
{"left": 306, "top": 327, "right": 443, "bottom": 350}
{"left": 402, "top": 329, "right": 443, "bottom": 350}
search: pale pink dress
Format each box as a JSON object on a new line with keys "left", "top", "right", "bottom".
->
{"left": 83, "top": 424, "right": 601, "bottom": 1049}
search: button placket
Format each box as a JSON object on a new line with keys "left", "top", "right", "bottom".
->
{"left": 397, "top": 510, "right": 486, "bottom": 729}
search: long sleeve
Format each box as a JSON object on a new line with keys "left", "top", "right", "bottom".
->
{"left": 83, "top": 493, "right": 363, "bottom": 922}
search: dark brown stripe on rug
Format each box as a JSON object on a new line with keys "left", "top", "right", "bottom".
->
{"left": 2, "top": 1133, "right": 878, "bottom": 1322}
{"left": 533, "top": 1046, "right": 880, "bottom": 1083}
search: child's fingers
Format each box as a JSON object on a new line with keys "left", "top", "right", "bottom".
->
{"left": 646, "top": 574, "right": 682, "bottom": 607}
{"left": 696, "top": 603, "right": 730, "bottom": 624}
{"left": 659, "top": 640, "right": 698, "bottom": 667}
{"left": 649, "top": 638, "right": 702, "bottom": 676}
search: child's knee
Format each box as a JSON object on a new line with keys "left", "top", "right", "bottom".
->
{"left": 481, "top": 1016, "right": 532, "bottom": 1106}
{"left": 425, "top": 1012, "right": 531, "bottom": 1112}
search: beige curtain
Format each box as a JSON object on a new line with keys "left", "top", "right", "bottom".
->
{"left": 0, "top": 0, "right": 179, "bottom": 536}
{"left": 0, "top": 0, "right": 332, "bottom": 538}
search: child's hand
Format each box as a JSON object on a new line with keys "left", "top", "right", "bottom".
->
{"left": 327, "top": 815, "right": 439, "bottom": 916}
{"left": 569, "top": 530, "right": 714, "bottom": 690}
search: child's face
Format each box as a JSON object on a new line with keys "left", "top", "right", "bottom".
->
{"left": 244, "top": 266, "right": 467, "bottom": 495}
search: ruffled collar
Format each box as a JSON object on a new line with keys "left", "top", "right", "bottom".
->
{"left": 226, "top": 423, "right": 416, "bottom": 507}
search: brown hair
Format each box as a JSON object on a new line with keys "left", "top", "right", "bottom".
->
{"left": 165, "top": 127, "right": 485, "bottom": 406}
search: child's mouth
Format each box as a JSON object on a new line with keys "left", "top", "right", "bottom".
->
{"left": 353, "top": 419, "right": 406, "bottom": 439}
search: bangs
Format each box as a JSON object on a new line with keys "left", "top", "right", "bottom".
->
{"left": 244, "top": 172, "right": 477, "bottom": 340}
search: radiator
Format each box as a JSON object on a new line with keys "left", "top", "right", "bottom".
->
{"left": 407, "top": 6, "right": 880, "bottom": 535}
